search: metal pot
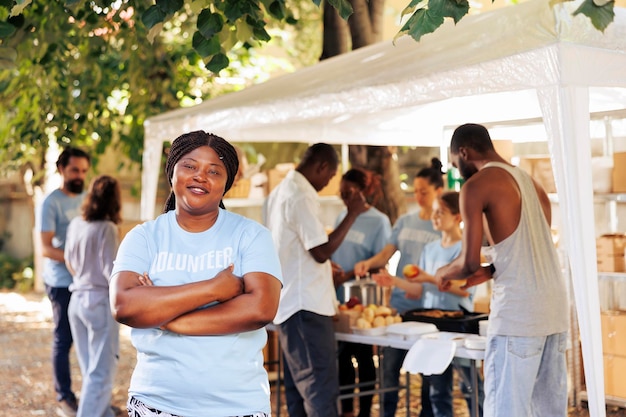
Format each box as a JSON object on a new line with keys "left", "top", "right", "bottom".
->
{"left": 342, "top": 277, "right": 385, "bottom": 306}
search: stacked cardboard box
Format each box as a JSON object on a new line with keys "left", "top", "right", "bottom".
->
{"left": 613, "top": 152, "right": 626, "bottom": 193}
{"left": 267, "top": 163, "right": 295, "bottom": 193}
{"left": 517, "top": 155, "right": 556, "bottom": 194}
{"left": 596, "top": 234, "right": 626, "bottom": 273}
{"left": 601, "top": 312, "right": 626, "bottom": 398}
{"left": 224, "top": 178, "right": 251, "bottom": 199}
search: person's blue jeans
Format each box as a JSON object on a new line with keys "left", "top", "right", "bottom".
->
{"left": 46, "top": 285, "right": 76, "bottom": 403}
{"left": 277, "top": 311, "right": 339, "bottom": 417}
{"left": 483, "top": 332, "right": 568, "bottom": 417}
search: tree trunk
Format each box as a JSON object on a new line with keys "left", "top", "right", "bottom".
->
{"left": 321, "top": 0, "right": 406, "bottom": 224}
{"left": 368, "top": 0, "right": 385, "bottom": 43}
{"left": 347, "top": 0, "right": 373, "bottom": 48}
{"left": 320, "top": 2, "right": 350, "bottom": 59}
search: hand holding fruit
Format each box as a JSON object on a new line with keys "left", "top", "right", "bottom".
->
{"left": 402, "top": 264, "right": 420, "bottom": 280}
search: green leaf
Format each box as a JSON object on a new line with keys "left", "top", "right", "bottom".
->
{"left": 401, "top": 7, "right": 444, "bottom": 42}
{"left": 268, "top": 1, "right": 286, "bottom": 20}
{"left": 252, "top": 25, "right": 271, "bottom": 42}
{"left": 224, "top": 1, "right": 259, "bottom": 22}
{"left": 326, "top": 0, "right": 353, "bottom": 20}
{"left": 573, "top": 0, "right": 615, "bottom": 32}
{"left": 0, "top": 21, "right": 16, "bottom": 38}
{"left": 141, "top": 5, "right": 167, "bottom": 30}
{"left": 156, "top": 0, "right": 184, "bottom": 15}
{"left": 205, "top": 53, "right": 229, "bottom": 74}
{"left": 192, "top": 31, "right": 221, "bottom": 57}
{"left": 197, "top": 10, "right": 223, "bottom": 39}
{"left": 428, "top": 0, "right": 469, "bottom": 24}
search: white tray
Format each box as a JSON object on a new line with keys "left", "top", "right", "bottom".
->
{"left": 464, "top": 335, "right": 487, "bottom": 350}
{"left": 421, "top": 332, "right": 467, "bottom": 347}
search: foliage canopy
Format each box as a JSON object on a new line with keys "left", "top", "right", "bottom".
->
{"left": 0, "top": 0, "right": 618, "bottom": 180}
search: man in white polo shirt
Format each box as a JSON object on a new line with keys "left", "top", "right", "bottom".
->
{"left": 265, "top": 143, "right": 368, "bottom": 417}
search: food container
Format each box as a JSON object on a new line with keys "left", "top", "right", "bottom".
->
{"left": 479, "top": 320, "right": 489, "bottom": 336}
{"left": 342, "top": 277, "right": 385, "bottom": 306}
{"left": 386, "top": 322, "right": 438, "bottom": 341}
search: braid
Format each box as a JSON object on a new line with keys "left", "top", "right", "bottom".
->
{"left": 163, "top": 131, "right": 239, "bottom": 213}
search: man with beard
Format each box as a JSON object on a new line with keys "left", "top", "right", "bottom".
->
{"left": 435, "top": 124, "right": 569, "bottom": 417}
{"left": 38, "top": 146, "right": 91, "bottom": 417}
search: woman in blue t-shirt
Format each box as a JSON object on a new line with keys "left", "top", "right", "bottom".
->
{"left": 353, "top": 158, "right": 444, "bottom": 417}
{"left": 332, "top": 168, "right": 392, "bottom": 417}
{"left": 374, "top": 191, "right": 484, "bottom": 417}
{"left": 110, "top": 131, "right": 283, "bottom": 417}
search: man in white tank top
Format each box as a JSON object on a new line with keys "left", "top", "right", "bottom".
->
{"left": 435, "top": 124, "right": 569, "bottom": 417}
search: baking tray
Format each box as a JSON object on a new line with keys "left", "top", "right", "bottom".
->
{"left": 401, "top": 308, "right": 489, "bottom": 334}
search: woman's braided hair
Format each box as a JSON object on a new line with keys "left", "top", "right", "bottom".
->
{"left": 163, "top": 130, "right": 239, "bottom": 213}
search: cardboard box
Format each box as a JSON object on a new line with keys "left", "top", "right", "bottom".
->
{"left": 613, "top": 152, "right": 626, "bottom": 193}
{"left": 473, "top": 296, "right": 491, "bottom": 314}
{"left": 597, "top": 234, "right": 626, "bottom": 256}
{"left": 318, "top": 169, "right": 341, "bottom": 197}
{"left": 333, "top": 309, "right": 362, "bottom": 333}
{"left": 224, "top": 178, "right": 250, "bottom": 199}
{"left": 267, "top": 163, "right": 295, "bottom": 192}
{"left": 517, "top": 156, "right": 556, "bottom": 194}
{"left": 601, "top": 312, "right": 626, "bottom": 356}
{"left": 597, "top": 254, "right": 626, "bottom": 273}
{"left": 492, "top": 140, "right": 514, "bottom": 163}
{"left": 604, "top": 354, "right": 626, "bottom": 398}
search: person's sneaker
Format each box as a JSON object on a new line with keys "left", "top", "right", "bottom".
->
{"left": 56, "top": 398, "right": 78, "bottom": 417}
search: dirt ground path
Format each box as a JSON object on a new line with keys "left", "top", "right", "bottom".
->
{"left": 0, "top": 290, "right": 618, "bottom": 417}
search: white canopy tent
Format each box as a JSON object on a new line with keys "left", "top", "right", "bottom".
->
{"left": 143, "top": 1, "right": 626, "bottom": 415}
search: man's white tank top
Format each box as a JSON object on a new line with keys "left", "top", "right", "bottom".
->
{"left": 484, "top": 162, "right": 569, "bottom": 337}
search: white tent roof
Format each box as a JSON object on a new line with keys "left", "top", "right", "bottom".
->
{"left": 144, "top": 0, "right": 626, "bottom": 148}
{"left": 143, "top": 2, "right": 626, "bottom": 415}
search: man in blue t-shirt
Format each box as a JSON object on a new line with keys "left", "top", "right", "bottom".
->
{"left": 38, "top": 147, "right": 90, "bottom": 417}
